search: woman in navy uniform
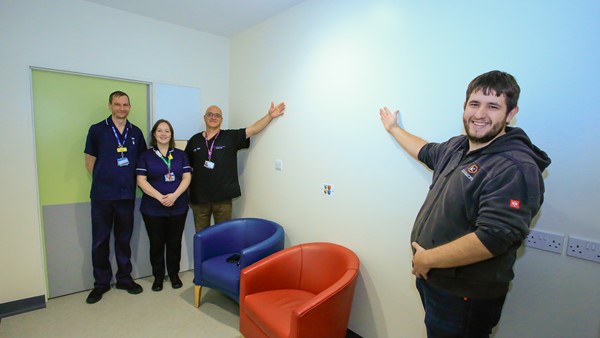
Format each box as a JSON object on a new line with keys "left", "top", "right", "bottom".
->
{"left": 136, "top": 119, "right": 192, "bottom": 291}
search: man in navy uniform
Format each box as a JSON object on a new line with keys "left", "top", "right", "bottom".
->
{"left": 84, "top": 91, "right": 147, "bottom": 304}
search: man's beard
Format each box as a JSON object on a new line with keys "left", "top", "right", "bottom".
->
{"left": 463, "top": 118, "right": 506, "bottom": 145}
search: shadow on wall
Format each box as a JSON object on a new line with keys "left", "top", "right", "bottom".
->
{"left": 350, "top": 267, "right": 389, "bottom": 338}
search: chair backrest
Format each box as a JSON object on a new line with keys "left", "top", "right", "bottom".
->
{"left": 297, "top": 242, "right": 360, "bottom": 294}
{"left": 239, "top": 218, "right": 281, "bottom": 247}
{"left": 197, "top": 217, "right": 282, "bottom": 255}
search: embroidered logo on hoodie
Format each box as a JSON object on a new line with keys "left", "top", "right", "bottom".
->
{"left": 461, "top": 164, "right": 479, "bottom": 181}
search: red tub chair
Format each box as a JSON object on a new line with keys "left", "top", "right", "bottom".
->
{"left": 239, "top": 242, "right": 360, "bottom": 338}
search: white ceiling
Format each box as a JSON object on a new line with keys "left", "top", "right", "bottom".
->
{"left": 82, "top": 0, "right": 307, "bottom": 37}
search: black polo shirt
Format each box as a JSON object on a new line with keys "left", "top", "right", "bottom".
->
{"left": 185, "top": 128, "right": 249, "bottom": 204}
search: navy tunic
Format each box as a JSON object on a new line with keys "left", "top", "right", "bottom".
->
{"left": 136, "top": 147, "right": 192, "bottom": 216}
{"left": 84, "top": 116, "right": 147, "bottom": 200}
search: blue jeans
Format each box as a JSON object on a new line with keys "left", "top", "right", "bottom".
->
{"left": 416, "top": 278, "right": 506, "bottom": 338}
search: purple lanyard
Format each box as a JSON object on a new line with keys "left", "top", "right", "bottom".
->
{"left": 205, "top": 130, "right": 220, "bottom": 161}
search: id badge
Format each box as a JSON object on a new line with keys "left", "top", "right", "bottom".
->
{"left": 164, "top": 172, "right": 175, "bottom": 182}
{"left": 117, "top": 157, "right": 129, "bottom": 167}
{"left": 204, "top": 160, "right": 215, "bottom": 169}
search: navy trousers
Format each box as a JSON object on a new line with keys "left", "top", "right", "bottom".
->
{"left": 416, "top": 278, "right": 506, "bottom": 338}
{"left": 91, "top": 199, "right": 135, "bottom": 288}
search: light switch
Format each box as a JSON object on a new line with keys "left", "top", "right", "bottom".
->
{"left": 275, "top": 159, "right": 283, "bottom": 171}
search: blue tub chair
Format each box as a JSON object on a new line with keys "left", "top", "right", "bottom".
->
{"left": 193, "top": 217, "right": 284, "bottom": 307}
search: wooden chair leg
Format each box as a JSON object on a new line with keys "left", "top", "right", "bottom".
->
{"left": 194, "top": 285, "right": 202, "bottom": 308}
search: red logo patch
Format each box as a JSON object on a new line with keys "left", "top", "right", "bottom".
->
{"left": 467, "top": 164, "right": 479, "bottom": 174}
{"left": 510, "top": 200, "right": 521, "bottom": 209}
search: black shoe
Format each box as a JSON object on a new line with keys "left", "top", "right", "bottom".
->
{"left": 170, "top": 275, "right": 182, "bottom": 289}
{"left": 86, "top": 287, "right": 110, "bottom": 304}
{"left": 152, "top": 277, "right": 163, "bottom": 292}
{"left": 115, "top": 281, "right": 143, "bottom": 294}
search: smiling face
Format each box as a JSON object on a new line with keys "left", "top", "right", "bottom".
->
{"left": 462, "top": 89, "right": 519, "bottom": 151}
{"left": 109, "top": 94, "right": 131, "bottom": 121}
{"left": 204, "top": 105, "right": 223, "bottom": 130}
{"left": 153, "top": 122, "right": 172, "bottom": 146}
{"left": 150, "top": 119, "right": 175, "bottom": 149}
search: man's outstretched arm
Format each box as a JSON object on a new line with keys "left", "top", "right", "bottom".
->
{"left": 379, "top": 107, "right": 427, "bottom": 160}
{"left": 246, "top": 101, "right": 286, "bottom": 138}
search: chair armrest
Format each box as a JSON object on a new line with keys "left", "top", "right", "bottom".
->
{"left": 194, "top": 224, "right": 241, "bottom": 259}
{"left": 240, "top": 246, "right": 303, "bottom": 297}
{"left": 193, "top": 224, "right": 243, "bottom": 273}
{"left": 240, "top": 226, "right": 284, "bottom": 267}
{"left": 290, "top": 269, "right": 359, "bottom": 338}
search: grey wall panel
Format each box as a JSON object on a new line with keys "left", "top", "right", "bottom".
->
{"left": 43, "top": 202, "right": 194, "bottom": 298}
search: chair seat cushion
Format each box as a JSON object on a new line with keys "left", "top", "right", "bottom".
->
{"left": 200, "top": 253, "right": 241, "bottom": 295}
{"left": 243, "top": 289, "right": 315, "bottom": 338}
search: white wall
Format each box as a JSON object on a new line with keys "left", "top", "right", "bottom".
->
{"left": 230, "top": 1, "right": 600, "bottom": 337}
{"left": 0, "top": 0, "right": 228, "bottom": 304}
{"left": 3, "top": 0, "right": 600, "bottom": 337}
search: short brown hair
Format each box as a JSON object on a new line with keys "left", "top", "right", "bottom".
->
{"left": 109, "top": 90, "right": 130, "bottom": 104}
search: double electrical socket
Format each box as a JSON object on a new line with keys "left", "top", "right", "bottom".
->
{"left": 566, "top": 236, "right": 600, "bottom": 264}
{"left": 524, "top": 229, "right": 565, "bottom": 254}
{"left": 524, "top": 230, "right": 600, "bottom": 264}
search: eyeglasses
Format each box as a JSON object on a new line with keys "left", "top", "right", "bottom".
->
{"left": 205, "top": 112, "right": 222, "bottom": 119}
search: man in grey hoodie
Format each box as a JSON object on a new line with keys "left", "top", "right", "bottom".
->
{"left": 380, "top": 70, "right": 551, "bottom": 337}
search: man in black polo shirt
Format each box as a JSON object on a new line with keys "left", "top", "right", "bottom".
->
{"left": 185, "top": 102, "right": 285, "bottom": 232}
{"left": 84, "top": 91, "right": 147, "bottom": 304}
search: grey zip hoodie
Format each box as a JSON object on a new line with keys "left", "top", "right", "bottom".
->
{"left": 412, "top": 127, "right": 551, "bottom": 299}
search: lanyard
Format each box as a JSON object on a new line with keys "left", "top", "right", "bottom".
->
{"left": 204, "top": 130, "right": 220, "bottom": 161}
{"left": 112, "top": 126, "right": 129, "bottom": 158}
{"left": 111, "top": 126, "right": 129, "bottom": 147}
{"left": 154, "top": 148, "right": 172, "bottom": 173}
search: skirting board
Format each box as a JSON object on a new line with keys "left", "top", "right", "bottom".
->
{"left": 0, "top": 296, "right": 46, "bottom": 319}
{"left": 347, "top": 329, "right": 363, "bottom": 338}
